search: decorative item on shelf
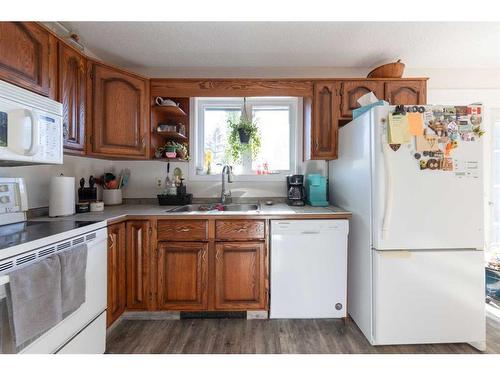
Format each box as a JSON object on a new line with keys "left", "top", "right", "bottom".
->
{"left": 178, "top": 123, "right": 186, "bottom": 136}
{"left": 157, "top": 124, "right": 177, "bottom": 132}
{"left": 155, "top": 97, "right": 178, "bottom": 107}
{"left": 227, "top": 98, "right": 261, "bottom": 164}
{"left": 367, "top": 59, "right": 405, "bottom": 78}
{"left": 155, "top": 141, "right": 189, "bottom": 161}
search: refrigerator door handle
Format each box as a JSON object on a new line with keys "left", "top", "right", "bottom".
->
{"left": 381, "top": 138, "right": 393, "bottom": 240}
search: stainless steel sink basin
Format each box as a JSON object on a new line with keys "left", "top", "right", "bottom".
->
{"left": 221, "top": 204, "right": 259, "bottom": 212}
{"left": 166, "top": 203, "right": 260, "bottom": 213}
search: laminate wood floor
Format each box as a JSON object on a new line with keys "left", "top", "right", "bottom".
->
{"left": 106, "top": 308, "right": 500, "bottom": 354}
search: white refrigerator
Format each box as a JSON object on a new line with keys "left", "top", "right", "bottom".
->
{"left": 330, "top": 104, "right": 486, "bottom": 350}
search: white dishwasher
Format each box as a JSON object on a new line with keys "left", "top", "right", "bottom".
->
{"left": 270, "top": 220, "right": 348, "bottom": 319}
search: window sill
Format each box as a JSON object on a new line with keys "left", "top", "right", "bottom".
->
{"left": 189, "top": 173, "right": 289, "bottom": 182}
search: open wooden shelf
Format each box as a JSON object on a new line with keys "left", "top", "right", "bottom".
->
{"left": 153, "top": 157, "right": 189, "bottom": 163}
{"left": 155, "top": 130, "right": 188, "bottom": 141}
{"left": 154, "top": 105, "right": 187, "bottom": 117}
{"left": 151, "top": 97, "right": 190, "bottom": 161}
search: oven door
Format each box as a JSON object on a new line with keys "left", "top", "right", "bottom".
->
{"left": 0, "top": 227, "right": 107, "bottom": 354}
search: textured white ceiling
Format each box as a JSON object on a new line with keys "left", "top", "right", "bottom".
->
{"left": 62, "top": 22, "right": 500, "bottom": 70}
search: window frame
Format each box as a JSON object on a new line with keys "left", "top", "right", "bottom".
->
{"left": 189, "top": 96, "right": 300, "bottom": 181}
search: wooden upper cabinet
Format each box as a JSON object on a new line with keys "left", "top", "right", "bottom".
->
{"left": 107, "top": 222, "right": 126, "bottom": 327}
{"left": 384, "top": 80, "right": 426, "bottom": 105}
{"left": 88, "top": 62, "right": 149, "bottom": 159}
{"left": 157, "top": 242, "right": 208, "bottom": 310}
{"left": 59, "top": 42, "right": 86, "bottom": 154}
{"left": 308, "top": 81, "right": 339, "bottom": 160}
{"left": 214, "top": 241, "right": 267, "bottom": 310}
{"left": 126, "top": 220, "right": 151, "bottom": 310}
{"left": 0, "top": 22, "right": 57, "bottom": 98}
{"left": 340, "top": 80, "right": 384, "bottom": 118}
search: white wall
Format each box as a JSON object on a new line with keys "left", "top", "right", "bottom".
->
{"left": 0, "top": 156, "right": 113, "bottom": 208}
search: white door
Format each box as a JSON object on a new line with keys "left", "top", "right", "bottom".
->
{"left": 270, "top": 220, "right": 348, "bottom": 319}
{"left": 371, "top": 106, "right": 485, "bottom": 250}
{"left": 372, "top": 249, "right": 485, "bottom": 345}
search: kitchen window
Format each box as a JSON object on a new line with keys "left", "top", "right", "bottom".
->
{"left": 191, "top": 97, "right": 299, "bottom": 180}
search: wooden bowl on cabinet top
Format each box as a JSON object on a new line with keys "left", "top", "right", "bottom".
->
{"left": 367, "top": 59, "right": 405, "bottom": 78}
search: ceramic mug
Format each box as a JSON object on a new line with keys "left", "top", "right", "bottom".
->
{"left": 155, "top": 97, "right": 177, "bottom": 107}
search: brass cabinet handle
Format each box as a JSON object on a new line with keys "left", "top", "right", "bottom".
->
{"left": 215, "top": 248, "right": 221, "bottom": 262}
{"left": 235, "top": 226, "right": 248, "bottom": 232}
{"left": 201, "top": 250, "right": 206, "bottom": 263}
{"left": 178, "top": 227, "right": 190, "bottom": 232}
{"left": 108, "top": 233, "right": 114, "bottom": 248}
{"left": 141, "top": 135, "right": 146, "bottom": 150}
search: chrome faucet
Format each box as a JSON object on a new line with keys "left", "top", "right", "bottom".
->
{"left": 221, "top": 165, "right": 233, "bottom": 204}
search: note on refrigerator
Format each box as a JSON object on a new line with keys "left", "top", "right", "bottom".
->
{"left": 408, "top": 112, "right": 424, "bottom": 136}
{"left": 388, "top": 114, "right": 410, "bottom": 144}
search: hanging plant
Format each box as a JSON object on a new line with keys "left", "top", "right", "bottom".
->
{"left": 227, "top": 115, "right": 261, "bottom": 164}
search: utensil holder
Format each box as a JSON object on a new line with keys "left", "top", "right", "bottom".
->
{"left": 103, "top": 189, "right": 123, "bottom": 205}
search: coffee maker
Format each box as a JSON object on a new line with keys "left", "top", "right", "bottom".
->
{"left": 286, "top": 175, "right": 306, "bottom": 206}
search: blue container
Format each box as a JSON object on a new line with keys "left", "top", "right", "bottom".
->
{"left": 352, "top": 100, "right": 388, "bottom": 119}
{"left": 305, "top": 174, "right": 329, "bottom": 207}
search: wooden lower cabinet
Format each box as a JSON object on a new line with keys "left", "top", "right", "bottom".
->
{"left": 107, "top": 222, "right": 126, "bottom": 327}
{"left": 214, "top": 241, "right": 267, "bottom": 310}
{"left": 126, "top": 220, "right": 151, "bottom": 310}
{"left": 157, "top": 242, "right": 208, "bottom": 310}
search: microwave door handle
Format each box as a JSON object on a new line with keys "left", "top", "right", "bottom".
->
{"left": 24, "top": 110, "right": 39, "bottom": 156}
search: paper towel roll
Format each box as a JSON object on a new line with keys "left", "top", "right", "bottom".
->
{"left": 49, "top": 176, "right": 75, "bottom": 217}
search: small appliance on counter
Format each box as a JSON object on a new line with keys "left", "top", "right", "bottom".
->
{"left": 49, "top": 175, "right": 75, "bottom": 217}
{"left": 286, "top": 175, "right": 306, "bottom": 206}
{"left": 305, "top": 174, "right": 329, "bottom": 207}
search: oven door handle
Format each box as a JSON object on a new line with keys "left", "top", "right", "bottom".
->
{"left": 24, "top": 110, "right": 39, "bottom": 156}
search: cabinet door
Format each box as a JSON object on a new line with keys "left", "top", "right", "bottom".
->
{"left": 126, "top": 220, "right": 151, "bottom": 310}
{"left": 157, "top": 242, "right": 208, "bottom": 310}
{"left": 89, "top": 62, "right": 149, "bottom": 158}
{"left": 107, "top": 222, "right": 126, "bottom": 327}
{"left": 384, "top": 80, "right": 426, "bottom": 105}
{"left": 214, "top": 242, "right": 267, "bottom": 310}
{"left": 340, "top": 80, "right": 384, "bottom": 118}
{"left": 311, "top": 81, "right": 339, "bottom": 160}
{"left": 59, "top": 42, "right": 86, "bottom": 154}
{"left": 0, "top": 22, "right": 56, "bottom": 97}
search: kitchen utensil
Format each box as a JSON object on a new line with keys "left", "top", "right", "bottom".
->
{"left": 367, "top": 59, "right": 405, "bottom": 78}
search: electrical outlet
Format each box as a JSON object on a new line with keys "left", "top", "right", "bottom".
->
{"left": 155, "top": 177, "right": 163, "bottom": 188}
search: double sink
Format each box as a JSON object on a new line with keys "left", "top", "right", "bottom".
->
{"left": 167, "top": 203, "right": 260, "bottom": 213}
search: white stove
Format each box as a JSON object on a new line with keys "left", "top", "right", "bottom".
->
{"left": 0, "top": 177, "right": 107, "bottom": 354}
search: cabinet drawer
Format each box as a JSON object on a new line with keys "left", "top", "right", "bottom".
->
{"left": 157, "top": 220, "right": 208, "bottom": 241}
{"left": 215, "top": 220, "right": 265, "bottom": 240}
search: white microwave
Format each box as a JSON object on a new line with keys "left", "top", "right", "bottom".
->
{"left": 0, "top": 80, "right": 63, "bottom": 166}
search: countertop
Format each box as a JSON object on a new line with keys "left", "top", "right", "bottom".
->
{"left": 33, "top": 202, "right": 351, "bottom": 224}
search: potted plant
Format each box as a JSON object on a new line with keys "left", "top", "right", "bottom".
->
{"left": 227, "top": 116, "right": 261, "bottom": 164}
